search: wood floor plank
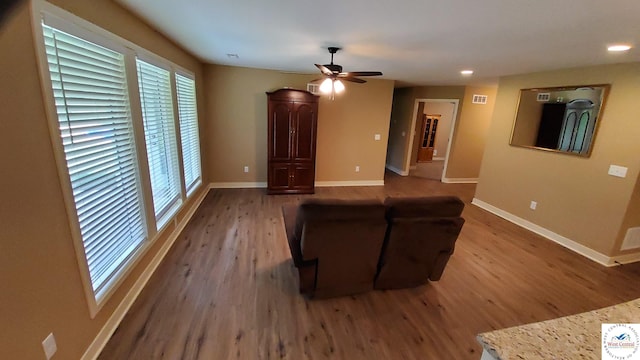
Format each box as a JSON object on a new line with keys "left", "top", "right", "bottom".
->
{"left": 99, "top": 173, "right": 640, "bottom": 359}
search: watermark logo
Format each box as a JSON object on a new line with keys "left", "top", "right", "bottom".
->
{"left": 602, "top": 323, "right": 640, "bottom": 360}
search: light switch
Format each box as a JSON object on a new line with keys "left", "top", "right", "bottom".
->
{"left": 374, "top": 134, "right": 381, "bottom": 141}
{"left": 608, "top": 165, "right": 628, "bottom": 178}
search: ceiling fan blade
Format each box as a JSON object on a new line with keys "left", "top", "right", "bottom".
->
{"left": 341, "top": 77, "right": 367, "bottom": 84}
{"left": 339, "top": 71, "right": 383, "bottom": 77}
{"left": 310, "top": 78, "right": 325, "bottom": 83}
{"left": 315, "top": 64, "right": 334, "bottom": 76}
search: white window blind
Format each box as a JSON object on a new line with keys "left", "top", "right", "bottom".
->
{"left": 136, "top": 59, "right": 182, "bottom": 226}
{"left": 175, "top": 74, "right": 202, "bottom": 195}
{"left": 42, "top": 23, "right": 146, "bottom": 299}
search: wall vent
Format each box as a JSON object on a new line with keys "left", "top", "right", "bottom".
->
{"left": 306, "top": 83, "right": 320, "bottom": 95}
{"left": 472, "top": 94, "right": 488, "bottom": 104}
{"left": 621, "top": 227, "right": 640, "bottom": 250}
{"left": 537, "top": 93, "right": 551, "bottom": 102}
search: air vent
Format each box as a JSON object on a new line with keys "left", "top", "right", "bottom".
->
{"left": 472, "top": 94, "right": 488, "bottom": 104}
{"left": 621, "top": 227, "right": 640, "bottom": 250}
{"left": 537, "top": 93, "right": 551, "bottom": 102}
{"left": 307, "top": 83, "right": 320, "bottom": 95}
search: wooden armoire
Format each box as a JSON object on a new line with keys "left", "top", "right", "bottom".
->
{"left": 266, "top": 89, "right": 319, "bottom": 194}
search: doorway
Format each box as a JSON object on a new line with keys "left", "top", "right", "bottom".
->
{"left": 405, "top": 99, "right": 459, "bottom": 181}
{"left": 417, "top": 114, "right": 440, "bottom": 163}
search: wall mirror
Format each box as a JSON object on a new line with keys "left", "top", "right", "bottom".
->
{"left": 510, "top": 84, "right": 610, "bottom": 157}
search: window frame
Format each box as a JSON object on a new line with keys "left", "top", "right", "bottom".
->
{"left": 31, "top": 0, "right": 202, "bottom": 317}
{"left": 175, "top": 71, "right": 203, "bottom": 196}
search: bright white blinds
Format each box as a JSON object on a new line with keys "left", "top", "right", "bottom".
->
{"left": 42, "top": 24, "right": 146, "bottom": 298}
{"left": 136, "top": 60, "right": 182, "bottom": 225}
{"left": 175, "top": 74, "right": 202, "bottom": 195}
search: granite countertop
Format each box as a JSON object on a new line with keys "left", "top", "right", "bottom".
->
{"left": 477, "top": 298, "right": 640, "bottom": 360}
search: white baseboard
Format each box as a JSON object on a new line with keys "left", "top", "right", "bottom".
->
{"left": 81, "top": 186, "right": 209, "bottom": 360}
{"left": 385, "top": 164, "right": 409, "bottom": 176}
{"left": 470, "top": 197, "right": 637, "bottom": 267}
{"left": 611, "top": 252, "right": 640, "bottom": 265}
{"left": 209, "top": 182, "right": 267, "bottom": 189}
{"left": 316, "top": 180, "right": 384, "bottom": 187}
{"left": 433, "top": 157, "right": 446, "bottom": 161}
{"left": 442, "top": 177, "right": 479, "bottom": 184}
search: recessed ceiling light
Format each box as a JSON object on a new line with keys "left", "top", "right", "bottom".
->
{"left": 460, "top": 70, "right": 474, "bottom": 75}
{"left": 607, "top": 45, "right": 631, "bottom": 52}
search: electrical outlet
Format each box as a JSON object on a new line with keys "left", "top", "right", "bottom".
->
{"left": 530, "top": 201, "right": 537, "bottom": 210}
{"left": 374, "top": 134, "right": 381, "bottom": 141}
{"left": 401, "top": 131, "right": 406, "bottom": 137}
{"left": 42, "top": 333, "right": 57, "bottom": 360}
{"left": 243, "top": 166, "right": 249, "bottom": 173}
{"left": 433, "top": 149, "right": 438, "bottom": 156}
{"left": 355, "top": 166, "right": 360, "bottom": 173}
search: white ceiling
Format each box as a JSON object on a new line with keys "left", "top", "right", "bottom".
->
{"left": 117, "top": 0, "right": 640, "bottom": 87}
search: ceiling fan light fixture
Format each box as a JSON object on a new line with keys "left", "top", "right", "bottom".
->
{"left": 333, "top": 80, "right": 345, "bottom": 93}
{"left": 607, "top": 44, "right": 631, "bottom": 52}
{"left": 319, "top": 78, "right": 333, "bottom": 93}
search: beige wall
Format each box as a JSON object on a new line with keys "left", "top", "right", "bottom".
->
{"left": 385, "top": 85, "right": 496, "bottom": 180}
{"left": 615, "top": 175, "right": 640, "bottom": 251}
{"left": 409, "top": 101, "right": 425, "bottom": 165}
{"left": 511, "top": 90, "right": 543, "bottom": 146}
{"left": 386, "top": 87, "right": 415, "bottom": 171}
{"left": 446, "top": 86, "right": 497, "bottom": 179}
{"left": 386, "top": 86, "right": 466, "bottom": 173}
{"left": 426, "top": 102, "right": 455, "bottom": 160}
{"left": 0, "top": 1, "right": 206, "bottom": 359}
{"left": 409, "top": 102, "right": 455, "bottom": 166}
{"left": 475, "top": 62, "right": 640, "bottom": 257}
{"left": 203, "top": 64, "right": 395, "bottom": 183}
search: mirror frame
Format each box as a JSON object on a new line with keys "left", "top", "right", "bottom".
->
{"left": 509, "top": 84, "right": 610, "bottom": 157}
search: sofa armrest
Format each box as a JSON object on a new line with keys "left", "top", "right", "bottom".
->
{"left": 282, "top": 204, "right": 303, "bottom": 267}
{"left": 429, "top": 249, "right": 454, "bottom": 281}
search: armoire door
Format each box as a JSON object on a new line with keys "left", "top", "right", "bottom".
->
{"left": 269, "top": 101, "right": 292, "bottom": 161}
{"left": 268, "top": 163, "right": 291, "bottom": 191}
{"left": 292, "top": 102, "right": 316, "bottom": 161}
{"left": 290, "top": 163, "right": 315, "bottom": 191}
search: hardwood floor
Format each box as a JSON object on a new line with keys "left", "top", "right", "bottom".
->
{"left": 99, "top": 173, "right": 640, "bottom": 360}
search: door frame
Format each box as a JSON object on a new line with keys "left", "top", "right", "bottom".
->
{"left": 404, "top": 98, "right": 460, "bottom": 182}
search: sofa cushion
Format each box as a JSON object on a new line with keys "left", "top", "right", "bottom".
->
{"left": 384, "top": 196, "right": 464, "bottom": 218}
{"left": 288, "top": 198, "right": 387, "bottom": 298}
{"left": 294, "top": 198, "right": 384, "bottom": 241}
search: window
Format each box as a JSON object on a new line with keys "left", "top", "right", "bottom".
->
{"left": 137, "top": 59, "right": 182, "bottom": 226}
{"left": 36, "top": 5, "right": 202, "bottom": 314}
{"left": 176, "top": 73, "right": 202, "bottom": 195}
{"left": 42, "top": 24, "right": 147, "bottom": 299}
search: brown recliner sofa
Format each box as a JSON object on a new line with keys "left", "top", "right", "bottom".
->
{"left": 374, "top": 196, "right": 465, "bottom": 290}
{"left": 282, "top": 199, "right": 388, "bottom": 298}
{"left": 282, "top": 196, "right": 464, "bottom": 298}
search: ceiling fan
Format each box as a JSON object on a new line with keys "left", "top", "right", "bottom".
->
{"left": 313, "top": 47, "right": 383, "bottom": 99}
